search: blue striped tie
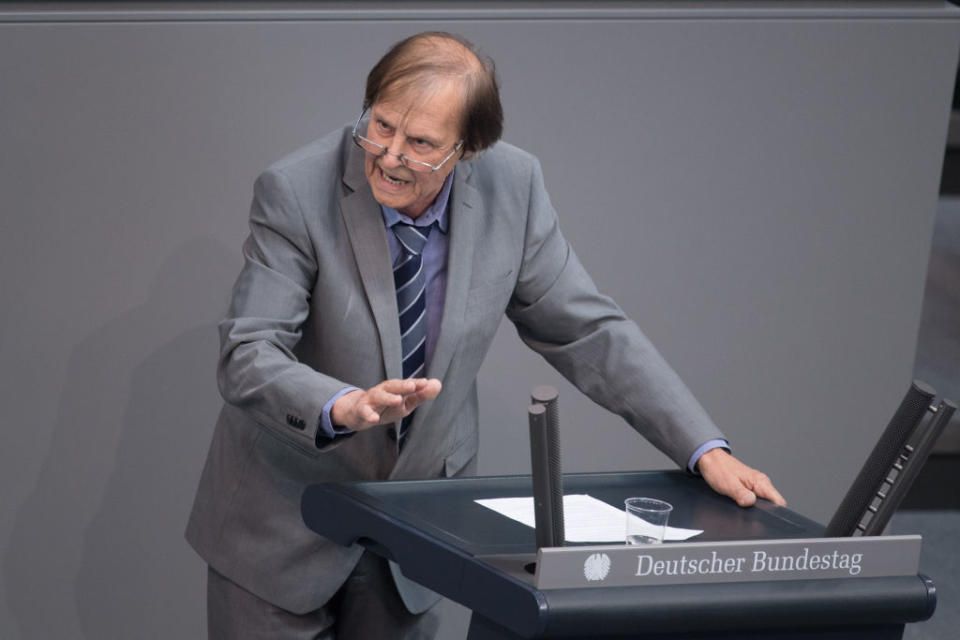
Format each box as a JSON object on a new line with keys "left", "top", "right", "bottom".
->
{"left": 392, "top": 221, "right": 434, "bottom": 443}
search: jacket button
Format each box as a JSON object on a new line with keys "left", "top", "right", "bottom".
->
{"left": 387, "top": 427, "right": 397, "bottom": 441}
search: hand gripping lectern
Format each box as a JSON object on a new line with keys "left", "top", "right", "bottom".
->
{"left": 301, "top": 471, "right": 936, "bottom": 639}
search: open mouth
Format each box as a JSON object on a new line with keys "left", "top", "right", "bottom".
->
{"left": 380, "top": 167, "right": 410, "bottom": 186}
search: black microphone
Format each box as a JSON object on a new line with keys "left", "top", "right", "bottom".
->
{"left": 529, "top": 385, "right": 564, "bottom": 548}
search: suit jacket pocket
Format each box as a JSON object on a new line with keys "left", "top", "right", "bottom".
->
{"left": 256, "top": 415, "right": 323, "bottom": 460}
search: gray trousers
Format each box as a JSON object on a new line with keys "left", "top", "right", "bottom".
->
{"left": 207, "top": 552, "right": 441, "bottom": 640}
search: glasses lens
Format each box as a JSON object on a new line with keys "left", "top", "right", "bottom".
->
{"left": 353, "top": 115, "right": 382, "bottom": 153}
{"left": 354, "top": 111, "right": 449, "bottom": 173}
{"left": 355, "top": 135, "right": 384, "bottom": 157}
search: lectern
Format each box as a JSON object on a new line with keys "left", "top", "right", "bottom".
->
{"left": 301, "top": 471, "right": 935, "bottom": 639}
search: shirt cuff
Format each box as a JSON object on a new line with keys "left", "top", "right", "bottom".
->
{"left": 687, "top": 438, "right": 730, "bottom": 474}
{"left": 316, "top": 387, "right": 360, "bottom": 447}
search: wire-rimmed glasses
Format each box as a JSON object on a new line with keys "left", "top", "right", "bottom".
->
{"left": 352, "top": 107, "right": 463, "bottom": 173}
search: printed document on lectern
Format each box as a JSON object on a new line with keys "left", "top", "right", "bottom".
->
{"left": 476, "top": 495, "right": 703, "bottom": 543}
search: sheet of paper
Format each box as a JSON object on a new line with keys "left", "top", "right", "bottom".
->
{"left": 475, "top": 494, "right": 703, "bottom": 543}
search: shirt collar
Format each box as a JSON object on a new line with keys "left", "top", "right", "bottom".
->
{"left": 379, "top": 169, "right": 453, "bottom": 235}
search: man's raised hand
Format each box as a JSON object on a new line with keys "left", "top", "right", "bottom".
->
{"left": 331, "top": 378, "right": 442, "bottom": 431}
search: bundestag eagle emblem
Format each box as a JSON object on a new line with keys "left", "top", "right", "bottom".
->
{"left": 583, "top": 553, "right": 611, "bottom": 581}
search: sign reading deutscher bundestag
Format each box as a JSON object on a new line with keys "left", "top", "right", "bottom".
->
{"left": 534, "top": 536, "right": 921, "bottom": 589}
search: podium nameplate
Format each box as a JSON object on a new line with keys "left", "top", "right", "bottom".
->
{"left": 534, "top": 535, "right": 921, "bottom": 589}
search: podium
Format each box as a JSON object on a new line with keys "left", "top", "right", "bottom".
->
{"left": 301, "top": 471, "right": 935, "bottom": 639}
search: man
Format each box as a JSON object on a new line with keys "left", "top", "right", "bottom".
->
{"left": 187, "top": 31, "right": 785, "bottom": 639}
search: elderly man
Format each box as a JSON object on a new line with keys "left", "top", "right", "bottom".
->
{"left": 187, "top": 31, "right": 785, "bottom": 639}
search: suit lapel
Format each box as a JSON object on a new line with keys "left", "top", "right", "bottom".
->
{"left": 340, "top": 144, "right": 402, "bottom": 380}
{"left": 429, "top": 162, "right": 480, "bottom": 383}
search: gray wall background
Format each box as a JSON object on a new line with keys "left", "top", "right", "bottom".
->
{"left": 1, "top": 2, "right": 957, "bottom": 639}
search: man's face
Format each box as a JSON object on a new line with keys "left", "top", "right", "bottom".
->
{"left": 363, "top": 82, "right": 464, "bottom": 219}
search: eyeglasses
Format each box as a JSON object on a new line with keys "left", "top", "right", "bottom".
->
{"left": 352, "top": 107, "right": 463, "bottom": 173}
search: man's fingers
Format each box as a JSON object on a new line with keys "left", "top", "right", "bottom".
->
{"left": 332, "top": 378, "right": 443, "bottom": 431}
{"left": 379, "top": 378, "right": 419, "bottom": 395}
{"left": 715, "top": 474, "right": 756, "bottom": 508}
{"left": 416, "top": 378, "right": 442, "bottom": 395}
{"left": 360, "top": 404, "right": 380, "bottom": 424}
{"left": 731, "top": 471, "right": 785, "bottom": 508}
{"left": 733, "top": 486, "right": 757, "bottom": 508}
{"left": 370, "top": 387, "right": 404, "bottom": 409}
{"left": 698, "top": 449, "right": 787, "bottom": 509}
{"left": 750, "top": 473, "right": 787, "bottom": 506}
{"left": 406, "top": 379, "right": 442, "bottom": 405}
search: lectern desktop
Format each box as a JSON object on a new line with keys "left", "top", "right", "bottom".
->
{"left": 301, "top": 471, "right": 935, "bottom": 639}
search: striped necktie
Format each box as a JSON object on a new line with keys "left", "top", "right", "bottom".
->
{"left": 392, "top": 221, "right": 434, "bottom": 443}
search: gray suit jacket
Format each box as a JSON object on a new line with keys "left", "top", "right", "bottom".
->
{"left": 185, "top": 126, "right": 724, "bottom": 615}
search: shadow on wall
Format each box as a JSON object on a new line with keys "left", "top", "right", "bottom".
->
{"left": 3, "top": 238, "right": 236, "bottom": 639}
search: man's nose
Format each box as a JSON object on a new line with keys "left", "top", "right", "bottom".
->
{"left": 379, "top": 137, "right": 410, "bottom": 168}
{"left": 379, "top": 146, "right": 405, "bottom": 169}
